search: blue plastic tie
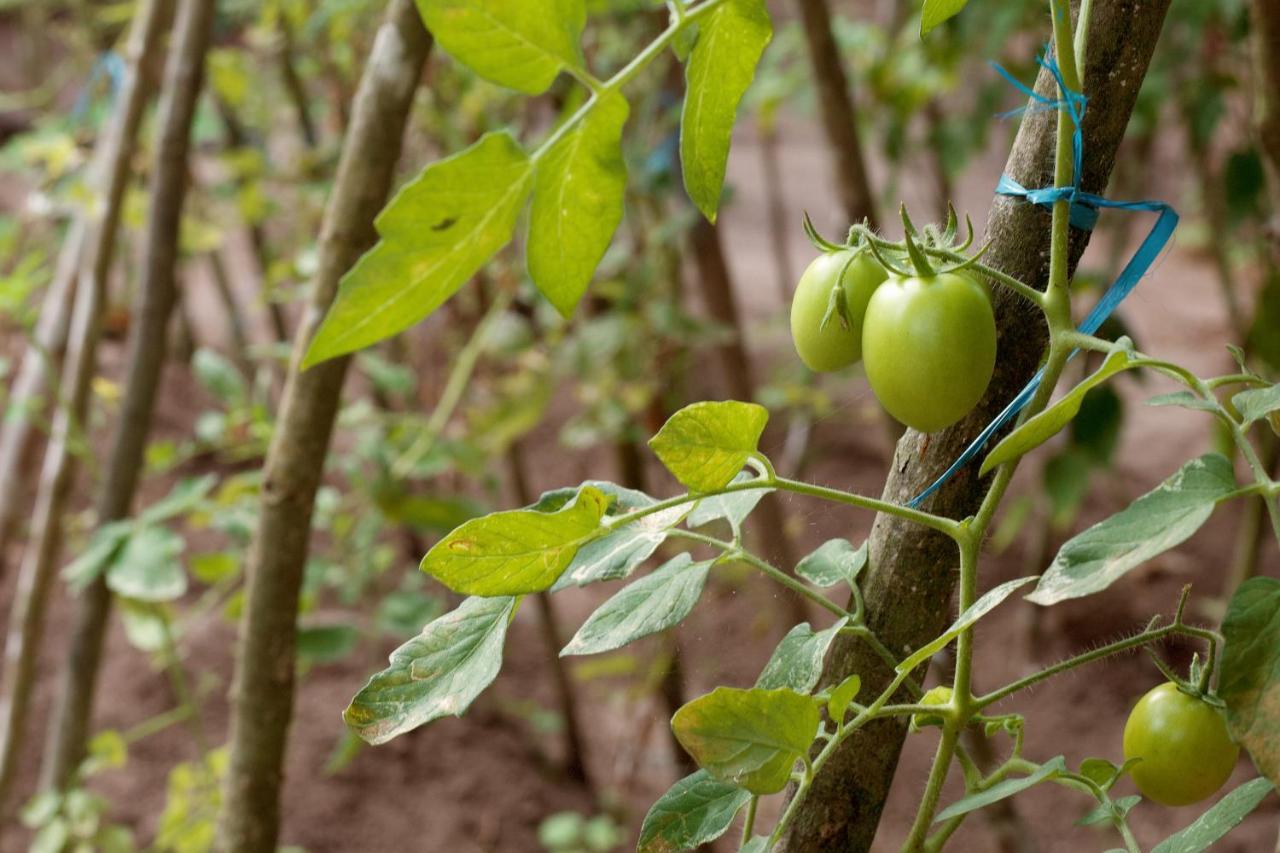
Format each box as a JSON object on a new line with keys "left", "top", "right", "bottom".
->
{"left": 907, "top": 52, "right": 1180, "bottom": 508}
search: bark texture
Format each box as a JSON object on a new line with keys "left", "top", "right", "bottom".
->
{"left": 215, "top": 4, "right": 431, "bottom": 849}
{"left": 778, "top": 2, "right": 1172, "bottom": 849}
{"left": 794, "top": 0, "right": 879, "bottom": 228}
{"left": 42, "top": 0, "right": 214, "bottom": 790}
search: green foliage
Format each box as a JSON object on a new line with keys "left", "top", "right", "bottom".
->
{"left": 755, "top": 619, "right": 849, "bottom": 693}
{"left": 561, "top": 553, "right": 711, "bottom": 655}
{"left": 920, "top": 0, "right": 969, "bottom": 37}
{"left": 536, "top": 810, "right": 623, "bottom": 853}
{"left": 1150, "top": 777, "right": 1276, "bottom": 853}
{"left": 155, "top": 749, "right": 226, "bottom": 853}
{"left": 418, "top": 0, "right": 587, "bottom": 95}
{"left": 344, "top": 595, "right": 519, "bottom": 744}
{"left": 794, "top": 538, "right": 867, "bottom": 589}
{"left": 897, "top": 576, "right": 1038, "bottom": 674}
{"left": 680, "top": 0, "right": 771, "bottom": 221}
{"left": 648, "top": 400, "right": 769, "bottom": 492}
{"left": 671, "top": 686, "right": 820, "bottom": 794}
{"left": 637, "top": 770, "right": 752, "bottom": 853}
{"left": 1219, "top": 578, "right": 1280, "bottom": 785}
{"left": 420, "top": 486, "right": 608, "bottom": 595}
{"left": 1028, "top": 455, "right": 1237, "bottom": 605}
{"left": 934, "top": 756, "right": 1067, "bottom": 822}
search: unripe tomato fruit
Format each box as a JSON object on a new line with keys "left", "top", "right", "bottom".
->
{"left": 861, "top": 271, "right": 996, "bottom": 433}
{"left": 1122, "top": 682, "right": 1239, "bottom": 807}
{"left": 790, "top": 250, "right": 887, "bottom": 372}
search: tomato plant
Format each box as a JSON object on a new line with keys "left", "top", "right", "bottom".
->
{"left": 1123, "top": 682, "right": 1240, "bottom": 807}
{"left": 789, "top": 247, "right": 886, "bottom": 372}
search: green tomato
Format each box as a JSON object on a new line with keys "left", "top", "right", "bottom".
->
{"left": 1122, "top": 682, "right": 1239, "bottom": 807}
{"left": 861, "top": 271, "right": 996, "bottom": 433}
{"left": 790, "top": 249, "right": 887, "bottom": 372}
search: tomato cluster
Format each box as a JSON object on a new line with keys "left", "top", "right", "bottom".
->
{"left": 790, "top": 244, "right": 996, "bottom": 433}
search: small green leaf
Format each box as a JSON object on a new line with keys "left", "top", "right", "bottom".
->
{"left": 304, "top": 132, "right": 534, "bottom": 367}
{"left": 63, "top": 521, "right": 133, "bottom": 590}
{"left": 686, "top": 471, "right": 771, "bottom": 533}
{"left": 561, "top": 554, "right": 711, "bottom": 656}
{"left": 649, "top": 401, "right": 769, "bottom": 492}
{"left": 140, "top": 474, "right": 218, "bottom": 525}
{"left": 795, "top": 539, "right": 867, "bottom": 589}
{"left": 1219, "top": 578, "right": 1280, "bottom": 786}
{"left": 755, "top": 620, "right": 848, "bottom": 693}
{"left": 528, "top": 92, "right": 629, "bottom": 316}
{"left": 934, "top": 756, "right": 1067, "bottom": 822}
{"left": 672, "top": 686, "right": 820, "bottom": 794}
{"left": 680, "top": 0, "right": 771, "bottom": 221}
{"left": 422, "top": 486, "right": 608, "bottom": 595}
{"left": 1028, "top": 454, "right": 1237, "bottom": 605}
{"left": 1151, "top": 777, "right": 1275, "bottom": 853}
{"left": 106, "top": 526, "right": 188, "bottom": 602}
{"left": 1078, "top": 756, "right": 1139, "bottom": 791}
{"left": 920, "top": 0, "right": 969, "bottom": 36}
{"left": 827, "top": 674, "right": 862, "bottom": 725}
{"left": 636, "top": 769, "right": 752, "bottom": 853}
{"left": 981, "top": 348, "right": 1132, "bottom": 476}
{"left": 419, "top": 0, "right": 586, "bottom": 94}
{"left": 551, "top": 488, "right": 691, "bottom": 590}
{"left": 1231, "top": 383, "right": 1280, "bottom": 426}
{"left": 1146, "top": 391, "right": 1220, "bottom": 414}
{"left": 344, "top": 595, "right": 518, "bottom": 744}
{"left": 897, "top": 576, "right": 1038, "bottom": 674}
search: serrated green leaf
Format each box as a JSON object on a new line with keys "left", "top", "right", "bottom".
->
{"left": 421, "top": 486, "right": 608, "bottom": 595}
{"left": 1028, "top": 455, "right": 1237, "bottom": 605}
{"left": 795, "top": 539, "right": 867, "bottom": 589}
{"left": 1151, "top": 777, "right": 1275, "bottom": 853}
{"left": 528, "top": 92, "right": 628, "bottom": 316}
{"left": 680, "top": 0, "right": 771, "bottom": 221}
{"left": 934, "top": 756, "right": 1067, "bottom": 822}
{"left": 106, "top": 526, "right": 188, "bottom": 602}
{"left": 897, "top": 576, "right": 1038, "bottom": 674}
{"left": 755, "top": 619, "right": 848, "bottom": 693}
{"left": 1220, "top": 578, "right": 1280, "bottom": 786}
{"left": 304, "top": 132, "right": 533, "bottom": 367}
{"left": 920, "top": 0, "right": 969, "bottom": 36}
{"left": 672, "top": 686, "right": 819, "bottom": 794}
{"left": 1231, "top": 383, "right": 1280, "bottom": 426}
{"left": 344, "top": 595, "right": 517, "bottom": 744}
{"left": 636, "top": 770, "right": 751, "bottom": 853}
{"left": 981, "top": 348, "right": 1132, "bottom": 476}
{"left": 561, "top": 554, "right": 711, "bottom": 656}
{"left": 686, "top": 471, "right": 771, "bottom": 532}
{"left": 418, "top": 0, "right": 586, "bottom": 94}
{"left": 827, "top": 674, "right": 862, "bottom": 725}
{"left": 649, "top": 401, "right": 769, "bottom": 493}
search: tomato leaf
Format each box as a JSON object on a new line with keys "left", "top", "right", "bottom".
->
{"left": 1231, "top": 383, "right": 1280, "bottom": 426}
{"left": 420, "top": 486, "right": 609, "bottom": 595}
{"left": 344, "top": 595, "right": 517, "bottom": 744}
{"left": 1146, "top": 391, "right": 1220, "bottom": 414}
{"left": 561, "top": 554, "right": 711, "bottom": 656}
{"left": 934, "top": 756, "right": 1067, "bottom": 822}
{"left": 897, "top": 576, "right": 1038, "bottom": 674}
{"left": 980, "top": 348, "right": 1133, "bottom": 477}
{"left": 795, "top": 538, "right": 867, "bottom": 589}
{"left": 1219, "top": 577, "right": 1280, "bottom": 786}
{"left": 528, "top": 92, "right": 629, "bottom": 317}
{"left": 1151, "top": 777, "right": 1276, "bottom": 853}
{"left": 106, "top": 525, "right": 188, "bottom": 603}
{"left": 686, "top": 471, "right": 771, "bottom": 533}
{"left": 304, "top": 132, "right": 533, "bottom": 367}
{"left": 551, "top": 486, "right": 691, "bottom": 590}
{"left": 1028, "top": 454, "right": 1237, "bottom": 605}
{"left": 826, "top": 674, "right": 862, "bottom": 725}
{"left": 418, "top": 0, "right": 586, "bottom": 94}
{"left": 671, "top": 686, "right": 820, "bottom": 794}
{"left": 755, "top": 619, "right": 849, "bottom": 694}
{"left": 649, "top": 401, "right": 770, "bottom": 492}
{"left": 637, "top": 770, "right": 752, "bottom": 853}
{"left": 680, "top": 0, "right": 771, "bottom": 222}
{"left": 920, "top": 0, "right": 969, "bottom": 36}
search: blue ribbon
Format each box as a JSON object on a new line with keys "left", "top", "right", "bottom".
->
{"left": 907, "top": 52, "right": 1180, "bottom": 509}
